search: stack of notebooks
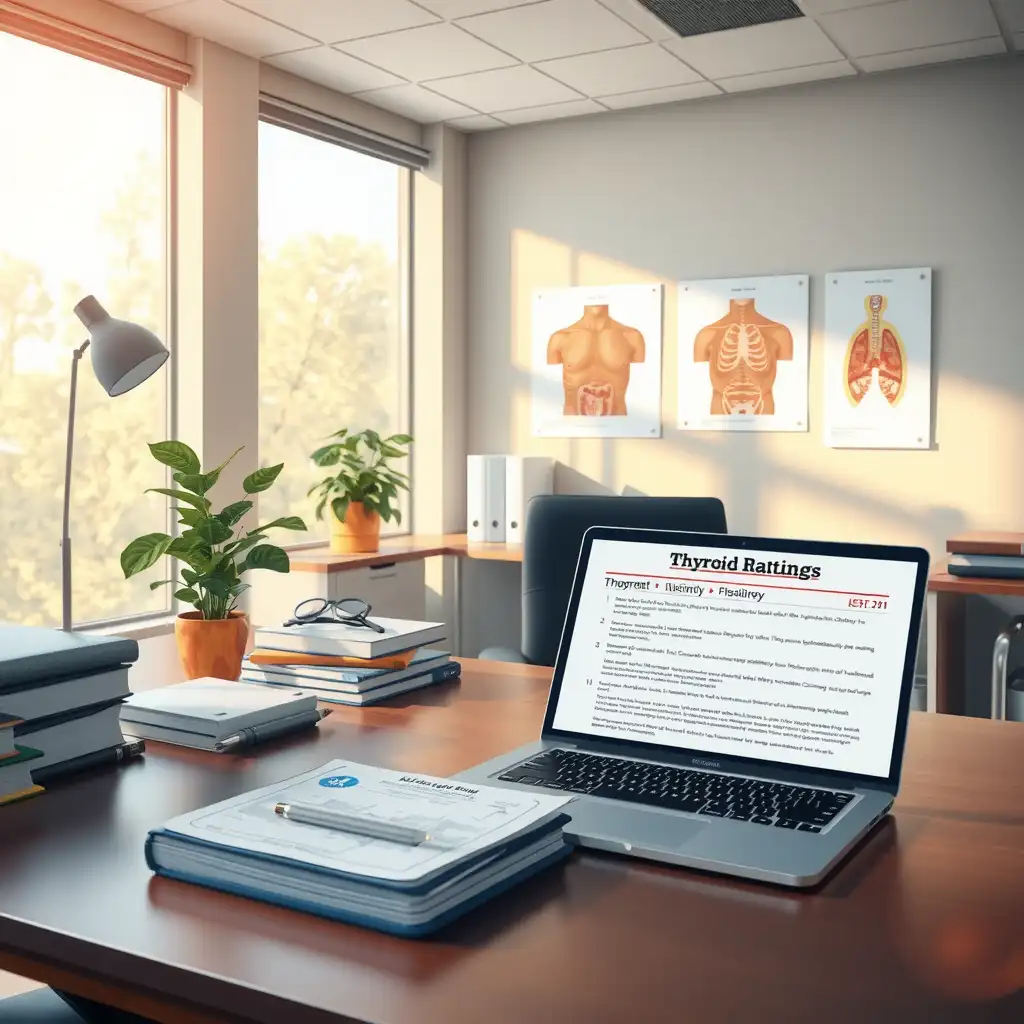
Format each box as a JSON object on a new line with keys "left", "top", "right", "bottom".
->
{"left": 145, "top": 759, "right": 573, "bottom": 936}
{"left": 0, "top": 624, "right": 138, "bottom": 798}
{"left": 241, "top": 617, "right": 460, "bottom": 705}
{"left": 0, "top": 712, "right": 42, "bottom": 806}
{"left": 946, "top": 532, "right": 1024, "bottom": 580}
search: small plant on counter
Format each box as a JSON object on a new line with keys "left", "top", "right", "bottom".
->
{"left": 307, "top": 428, "right": 412, "bottom": 554}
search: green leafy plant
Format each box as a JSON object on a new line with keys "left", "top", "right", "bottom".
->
{"left": 120, "top": 441, "right": 307, "bottom": 619}
{"left": 308, "top": 429, "right": 412, "bottom": 526}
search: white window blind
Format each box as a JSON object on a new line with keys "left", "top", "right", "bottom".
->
{"left": 0, "top": 0, "right": 191, "bottom": 88}
{"left": 259, "top": 94, "right": 430, "bottom": 172}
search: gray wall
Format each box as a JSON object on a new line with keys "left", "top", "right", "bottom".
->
{"left": 463, "top": 56, "right": 1024, "bottom": 696}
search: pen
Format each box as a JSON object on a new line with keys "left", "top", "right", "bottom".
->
{"left": 215, "top": 708, "right": 331, "bottom": 752}
{"left": 273, "top": 801, "right": 430, "bottom": 845}
{"left": 33, "top": 739, "right": 146, "bottom": 785}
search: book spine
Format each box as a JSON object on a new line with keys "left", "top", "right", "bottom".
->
{"left": 947, "top": 540, "right": 1024, "bottom": 556}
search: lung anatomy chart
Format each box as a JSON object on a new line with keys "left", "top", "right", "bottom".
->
{"left": 677, "top": 275, "right": 809, "bottom": 432}
{"left": 824, "top": 267, "right": 932, "bottom": 449}
{"left": 531, "top": 283, "right": 663, "bottom": 438}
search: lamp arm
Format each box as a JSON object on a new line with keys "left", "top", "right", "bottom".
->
{"left": 61, "top": 339, "right": 91, "bottom": 631}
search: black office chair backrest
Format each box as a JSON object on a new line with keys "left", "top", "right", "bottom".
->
{"left": 521, "top": 495, "right": 727, "bottom": 667}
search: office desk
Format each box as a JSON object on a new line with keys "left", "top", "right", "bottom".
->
{"left": 927, "top": 569, "right": 1024, "bottom": 715}
{"left": 1, "top": 656, "right": 1023, "bottom": 1024}
{"left": 288, "top": 534, "right": 523, "bottom": 654}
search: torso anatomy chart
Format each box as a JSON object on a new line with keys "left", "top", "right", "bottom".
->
{"left": 532, "top": 284, "right": 663, "bottom": 439}
{"left": 678, "top": 275, "right": 809, "bottom": 432}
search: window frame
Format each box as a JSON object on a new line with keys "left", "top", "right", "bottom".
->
{"left": 255, "top": 117, "right": 415, "bottom": 551}
{"left": 74, "top": 84, "right": 178, "bottom": 630}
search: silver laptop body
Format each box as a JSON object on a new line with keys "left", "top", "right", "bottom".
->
{"left": 456, "top": 527, "right": 929, "bottom": 888}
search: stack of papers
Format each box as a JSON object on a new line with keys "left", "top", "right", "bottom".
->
{"left": 146, "top": 760, "right": 574, "bottom": 936}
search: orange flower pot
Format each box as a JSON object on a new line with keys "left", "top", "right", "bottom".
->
{"left": 175, "top": 610, "right": 249, "bottom": 681}
{"left": 331, "top": 501, "right": 381, "bottom": 554}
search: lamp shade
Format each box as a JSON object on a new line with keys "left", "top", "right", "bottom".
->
{"left": 73, "top": 294, "right": 170, "bottom": 397}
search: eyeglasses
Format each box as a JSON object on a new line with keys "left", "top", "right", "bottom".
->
{"left": 283, "top": 597, "right": 386, "bottom": 633}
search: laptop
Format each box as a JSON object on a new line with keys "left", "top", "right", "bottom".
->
{"left": 456, "top": 527, "right": 929, "bottom": 887}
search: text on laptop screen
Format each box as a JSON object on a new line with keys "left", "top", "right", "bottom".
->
{"left": 552, "top": 538, "right": 920, "bottom": 778}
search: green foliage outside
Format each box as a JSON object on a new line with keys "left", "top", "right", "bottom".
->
{"left": 120, "top": 441, "right": 305, "bottom": 619}
{"left": 0, "top": 156, "right": 403, "bottom": 627}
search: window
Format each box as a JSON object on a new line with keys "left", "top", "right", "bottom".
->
{"left": 257, "top": 122, "right": 410, "bottom": 541}
{"left": 0, "top": 33, "right": 170, "bottom": 627}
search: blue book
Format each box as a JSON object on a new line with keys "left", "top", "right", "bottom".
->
{"left": 240, "top": 648, "right": 450, "bottom": 691}
{"left": 241, "top": 661, "right": 462, "bottom": 706}
{"left": 0, "top": 623, "right": 137, "bottom": 691}
{"left": 145, "top": 759, "right": 573, "bottom": 937}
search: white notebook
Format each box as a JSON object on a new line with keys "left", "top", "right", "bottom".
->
{"left": 120, "top": 678, "right": 317, "bottom": 739}
{"left": 254, "top": 619, "right": 446, "bottom": 659}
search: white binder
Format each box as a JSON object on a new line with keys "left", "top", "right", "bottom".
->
{"left": 467, "top": 455, "right": 506, "bottom": 543}
{"left": 505, "top": 456, "right": 554, "bottom": 544}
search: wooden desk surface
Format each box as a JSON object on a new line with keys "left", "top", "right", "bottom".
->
{"left": 1, "top": 657, "right": 1023, "bottom": 1024}
{"left": 929, "top": 568, "right": 1024, "bottom": 597}
{"left": 287, "top": 534, "right": 523, "bottom": 573}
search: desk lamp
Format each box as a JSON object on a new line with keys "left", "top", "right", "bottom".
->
{"left": 62, "top": 295, "right": 170, "bottom": 630}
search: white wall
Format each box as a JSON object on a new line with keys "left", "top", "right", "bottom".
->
{"left": 463, "top": 55, "right": 1024, "bottom": 682}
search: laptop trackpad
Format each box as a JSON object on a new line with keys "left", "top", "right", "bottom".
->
{"left": 563, "top": 801, "right": 707, "bottom": 850}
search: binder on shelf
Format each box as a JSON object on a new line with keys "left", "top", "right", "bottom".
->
{"left": 505, "top": 456, "right": 554, "bottom": 544}
{"left": 467, "top": 455, "right": 506, "bottom": 543}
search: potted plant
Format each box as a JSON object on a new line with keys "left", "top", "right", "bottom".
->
{"left": 308, "top": 429, "right": 411, "bottom": 554}
{"left": 120, "top": 441, "right": 306, "bottom": 680}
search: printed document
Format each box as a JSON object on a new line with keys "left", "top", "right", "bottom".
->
{"left": 552, "top": 537, "right": 920, "bottom": 778}
{"left": 159, "top": 760, "right": 571, "bottom": 883}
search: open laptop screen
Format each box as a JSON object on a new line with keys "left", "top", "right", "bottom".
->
{"left": 549, "top": 534, "right": 924, "bottom": 780}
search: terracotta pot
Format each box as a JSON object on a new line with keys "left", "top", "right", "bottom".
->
{"left": 175, "top": 610, "right": 249, "bottom": 681}
{"left": 330, "top": 501, "right": 381, "bottom": 554}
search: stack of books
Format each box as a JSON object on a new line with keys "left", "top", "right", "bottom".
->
{"left": 145, "top": 759, "right": 574, "bottom": 937}
{"left": 946, "top": 532, "right": 1024, "bottom": 580}
{"left": 0, "top": 712, "right": 42, "bottom": 806}
{"left": 240, "top": 618, "right": 460, "bottom": 706}
{"left": 0, "top": 624, "right": 139, "bottom": 791}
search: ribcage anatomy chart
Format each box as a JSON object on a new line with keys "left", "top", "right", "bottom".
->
{"left": 825, "top": 268, "right": 931, "bottom": 449}
{"left": 678, "top": 275, "right": 809, "bottom": 432}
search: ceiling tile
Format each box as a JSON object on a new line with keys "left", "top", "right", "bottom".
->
{"left": 264, "top": 46, "right": 405, "bottom": 92}
{"left": 794, "top": 0, "right": 892, "bottom": 14}
{"left": 426, "top": 65, "right": 581, "bottom": 111}
{"left": 229, "top": 0, "right": 437, "bottom": 43}
{"left": 446, "top": 113, "right": 507, "bottom": 130}
{"left": 599, "top": 81, "right": 721, "bottom": 108}
{"left": 354, "top": 83, "right": 478, "bottom": 122}
{"left": 337, "top": 22, "right": 516, "bottom": 80}
{"left": 1016, "top": 32, "right": 1024, "bottom": 49}
{"left": 107, "top": 0, "right": 185, "bottom": 11}
{"left": 856, "top": 36, "right": 1006, "bottom": 72}
{"left": 537, "top": 43, "right": 703, "bottom": 96}
{"left": 416, "top": 0, "right": 540, "bottom": 16}
{"left": 816, "top": 0, "right": 1002, "bottom": 57}
{"left": 459, "top": 0, "right": 647, "bottom": 63}
{"left": 151, "top": 0, "right": 313, "bottom": 56}
{"left": 995, "top": 0, "right": 1024, "bottom": 32}
{"left": 593, "top": 0, "right": 679, "bottom": 40}
{"left": 717, "top": 59, "right": 856, "bottom": 92}
{"left": 496, "top": 98, "right": 606, "bottom": 123}
{"left": 663, "top": 17, "right": 843, "bottom": 79}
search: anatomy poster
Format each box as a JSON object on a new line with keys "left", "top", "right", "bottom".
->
{"left": 531, "top": 283, "right": 663, "bottom": 438}
{"left": 823, "top": 267, "right": 932, "bottom": 449}
{"left": 677, "top": 275, "right": 809, "bottom": 432}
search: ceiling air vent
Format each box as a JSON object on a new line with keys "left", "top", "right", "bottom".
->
{"left": 635, "top": 0, "right": 805, "bottom": 38}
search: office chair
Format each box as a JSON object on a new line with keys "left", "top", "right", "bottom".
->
{"left": 480, "top": 494, "right": 727, "bottom": 667}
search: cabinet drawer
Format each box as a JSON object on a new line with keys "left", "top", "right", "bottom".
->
{"left": 328, "top": 561, "right": 426, "bottom": 621}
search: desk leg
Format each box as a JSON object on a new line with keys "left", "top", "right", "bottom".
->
{"left": 452, "top": 554, "right": 462, "bottom": 658}
{"left": 928, "top": 590, "right": 966, "bottom": 715}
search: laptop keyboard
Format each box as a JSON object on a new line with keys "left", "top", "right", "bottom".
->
{"left": 498, "top": 749, "right": 854, "bottom": 832}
